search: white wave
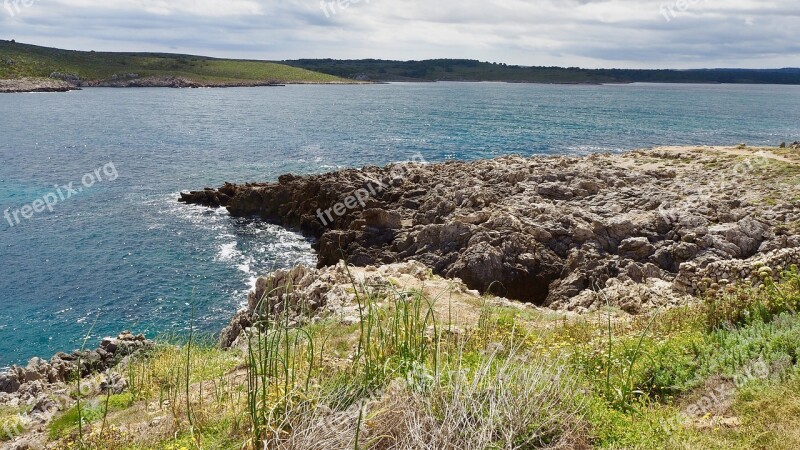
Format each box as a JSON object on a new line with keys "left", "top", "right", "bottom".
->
{"left": 217, "top": 242, "right": 239, "bottom": 262}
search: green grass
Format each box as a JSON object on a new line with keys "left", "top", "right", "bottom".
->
{"left": 36, "top": 267, "right": 800, "bottom": 449}
{"left": 47, "top": 394, "right": 133, "bottom": 440}
{"left": 0, "top": 41, "right": 349, "bottom": 84}
{"left": 49, "top": 403, "right": 105, "bottom": 440}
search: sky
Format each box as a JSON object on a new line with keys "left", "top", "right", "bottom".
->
{"left": 1, "top": 0, "right": 799, "bottom": 69}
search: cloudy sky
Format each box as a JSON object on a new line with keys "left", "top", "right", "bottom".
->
{"left": 1, "top": 0, "right": 798, "bottom": 68}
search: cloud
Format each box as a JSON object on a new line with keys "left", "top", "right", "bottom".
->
{"left": 51, "top": 0, "right": 264, "bottom": 17}
{"left": 1, "top": 0, "right": 798, "bottom": 68}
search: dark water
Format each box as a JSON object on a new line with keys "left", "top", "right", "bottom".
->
{"left": 1, "top": 82, "right": 799, "bottom": 367}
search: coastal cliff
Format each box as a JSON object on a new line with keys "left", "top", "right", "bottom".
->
{"left": 3, "top": 145, "right": 800, "bottom": 449}
{"left": 181, "top": 146, "right": 800, "bottom": 313}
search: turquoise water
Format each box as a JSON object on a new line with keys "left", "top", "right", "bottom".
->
{"left": 1, "top": 82, "right": 800, "bottom": 366}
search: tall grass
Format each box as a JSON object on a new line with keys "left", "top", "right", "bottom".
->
{"left": 243, "top": 267, "right": 442, "bottom": 448}
{"left": 40, "top": 265, "right": 800, "bottom": 449}
{"left": 75, "top": 314, "right": 100, "bottom": 447}
{"left": 269, "top": 345, "right": 587, "bottom": 450}
{"left": 241, "top": 274, "right": 587, "bottom": 450}
{"left": 236, "top": 265, "right": 587, "bottom": 449}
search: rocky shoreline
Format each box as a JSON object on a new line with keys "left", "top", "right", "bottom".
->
{"left": 0, "top": 78, "right": 77, "bottom": 93}
{"left": 181, "top": 146, "right": 800, "bottom": 314}
{"left": 2, "top": 145, "right": 799, "bottom": 447}
{"left": 0, "top": 75, "right": 366, "bottom": 93}
{"left": 77, "top": 76, "right": 288, "bottom": 88}
{"left": 0, "top": 332, "right": 153, "bottom": 449}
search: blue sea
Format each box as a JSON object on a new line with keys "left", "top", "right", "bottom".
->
{"left": 2, "top": 82, "right": 800, "bottom": 367}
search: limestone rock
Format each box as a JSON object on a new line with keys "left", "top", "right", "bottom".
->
{"left": 181, "top": 148, "right": 800, "bottom": 309}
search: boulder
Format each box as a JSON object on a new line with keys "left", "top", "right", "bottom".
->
{"left": 361, "top": 208, "right": 402, "bottom": 230}
{"left": 618, "top": 237, "right": 656, "bottom": 261}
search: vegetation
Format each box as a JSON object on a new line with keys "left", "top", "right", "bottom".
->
{"left": 283, "top": 59, "right": 800, "bottom": 84}
{"left": 27, "top": 264, "right": 800, "bottom": 449}
{"left": 0, "top": 41, "right": 348, "bottom": 84}
{"left": 4, "top": 40, "right": 798, "bottom": 86}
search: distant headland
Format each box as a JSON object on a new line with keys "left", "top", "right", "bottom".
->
{"left": 2, "top": 40, "right": 800, "bottom": 93}
{"left": 0, "top": 40, "right": 359, "bottom": 92}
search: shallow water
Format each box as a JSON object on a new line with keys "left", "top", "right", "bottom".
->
{"left": 1, "top": 82, "right": 799, "bottom": 366}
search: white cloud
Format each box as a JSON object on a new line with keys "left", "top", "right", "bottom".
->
{"left": 51, "top": 0, "right": 264, "bottom": 17}
{"left": 1, "top": 0, "right": 798, "bottom": 68}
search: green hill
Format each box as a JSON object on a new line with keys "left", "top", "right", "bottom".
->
{"left": 283, "top": 58, "right": 800, "bottom": 84}
{"left": 0, "top": 40, "right": 351, "bottom": 86}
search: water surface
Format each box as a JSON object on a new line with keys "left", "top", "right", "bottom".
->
{"left": 2, "top": 82, "right": 799, "bottom": 366}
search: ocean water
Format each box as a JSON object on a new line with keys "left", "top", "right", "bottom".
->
{"left": 1, "top": 82, "right": 800, "bottom": 367}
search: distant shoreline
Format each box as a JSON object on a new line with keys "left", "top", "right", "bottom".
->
{"left": 0, "top": 77, "right": 78, "bottom": 93}
{"left": 0, "top": 76, "right": 370, "bottom": 93}
{"left": 4, "top": 41, "right": 800, "bottom": 92}
{"left": 7, "top": 78, "right": 800, "bottom": 93}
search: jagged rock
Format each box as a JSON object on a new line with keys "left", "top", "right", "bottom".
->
{"left": 362, "top": 208, "right": 402, "bottom": 230}
{"left": 0, "top": 371, "right": 21, "bottom": 394}
{"left": 0, "top": 332, "right": 155, "bottom": 447}
{"left": 48, "top": 72, "right": 81, "bottom": 83}
{"left": 220, "top": 261, "right": 432, "bottom": 347}
{"left": 536, "top": 182, "right": 574, "bottom": 200}
{"left": 100, "top": 372, "right": 128, "bottom": 395}
{"left": 181, "top": 148, "right": 800, "bottom": 308}
{"left": 1, "top": 332, "right": 153, "bottom": 401}
{"left": 618, "top": 237, "right": 655, "bottom": 261}
{"left": 219, "top": 309, "right": 254, "bottom": 349}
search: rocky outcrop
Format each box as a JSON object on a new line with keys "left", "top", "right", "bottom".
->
{"left": 0, "top": 332, "right": 152, "bottom": 396}
{"left": 0, "top": 332, "right": 153, "bottom": 448}
{"left": 48, "top": 72, "right": 82, "bottom": 84}
{"left": 220, "top": 261, "right": 441, "bottom": 348}
{"left": 0, "top": 78, "right": 77, "bottom": 93}
{"left": 181, "top": 147, "right": 800, "bottom": 311}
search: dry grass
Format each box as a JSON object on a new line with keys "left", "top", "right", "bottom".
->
{"left": 267, "top": 347, "right": 589, "bottom": 450}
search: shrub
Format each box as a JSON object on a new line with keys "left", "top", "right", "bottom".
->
{"left": 704, "top": 266, "right": 800, "bottom": 329}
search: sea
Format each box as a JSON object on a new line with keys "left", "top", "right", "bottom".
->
{"left": 2, "top": 82, "right": 800, "bottom": 367}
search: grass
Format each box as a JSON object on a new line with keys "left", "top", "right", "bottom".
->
{"left": 0, "top": 41, "right": 350, "bottom": 84}
{"left": 31, "top": 264, "right": 800, "bottom": 449}
{"left": 1, "top": 406, "right": 29, "bottom": 442}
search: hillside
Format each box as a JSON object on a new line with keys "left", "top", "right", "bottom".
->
{"left": 283, "top": 58, "right": 800, "bottom": 84}
{"left": 0, "top": 41, "right": 352, "bottom": 87}
{"left": 4, "top": 41, "right": 797, "bottom": 87}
